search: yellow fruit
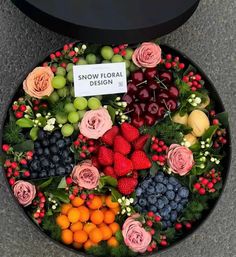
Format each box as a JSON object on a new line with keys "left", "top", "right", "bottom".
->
{"left": 74, "top": 230, "right": 88, "bottom": 243}
{"left": 70, "top": 221, "right": 83, "bottom": 232}
{"left": 172, "top": 112, "right": 188, "bottom": 125}
{"left": 109, "top": 222, "right": 120, "bottom": 235}
{"left": 61, "top": 203, "right": 72, "bottom": 215}
{"left": 84, "top": 239, "right": 97, "bottom": 250}
{"left": 107, "top": 236, "right": 119, "bottom": 247}
{"left": 78, "top": 206, "right": 90, "bottom": 222}
{"left": 99, "top": 225, "right": 113, "bottom": 240}
{"left": 56, "top": 215, "right": 70, "bottom": 229}
{"left": 89, "top": 196, "right": 103, "bottom": 209}
{"left": 68, "top": 208, "right": 80, "bottom": 223}
{"left": 104, "top": 210, "right": 115, "bottom": 224}
{"left": 89, "top": 228, "right": 103, "bottom": 243}
{"left": 188, "top": 110, "right": 210, "bottom": 137}
{"left": 71, "top": 196, "right": 85, "bottom": 207}
{"left": 90, "top": 210, "right": 104, "bottom": 225}
{"left": 183, "top": 133, "right": 198, "bottom": 147}
{"left": 110, "top": 206, "right": 120, "bottom": 215}
{"left": 61, "top": 229, "right": 73, "bottom": 245}
{"left": 105, "top": 195, "right": 119, "bottom": 209}
{"left": 83, "top": 223, "right": 97, "bottom": 234}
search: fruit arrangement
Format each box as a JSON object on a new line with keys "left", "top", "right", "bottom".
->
{"left": 1, "top": 42, "right": 229, "bottom": 256}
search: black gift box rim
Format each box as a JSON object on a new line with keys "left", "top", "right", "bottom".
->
{"left": 0, "top": 44, "right": 231, "bottom": 257}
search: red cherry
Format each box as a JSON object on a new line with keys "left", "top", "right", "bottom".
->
{"left": 132, "top": 116, "right": 145, "bottom": 128}
{"left": 122, "top": 94, "right": 134, "bottom": 105}
{"left": 133, "top": 103, "right": 143, "bottom": 118}
{"left": 159, "top": 72, "right": 172, "bottom": 84}
{"left": 166, "top": 99, "right": 177, "bottom": 111}
{"left": 168, "top": 86, "right": 179, "bottom": 98}
{"left": 131, "top": 70, "right": 144, "bottom": 83}
{"left": 144, "top": 67, "right": 157, "bottom": 80}
{"left": 146, "top": 102, "right": 159, "bottom": 116}
{"left": 138, "top": 88, "right": 150, "bottom": 101}
{"left": 127, "top": 82, "right": 138, "bottom": 95}
{"left": 15, "top": 111, "right": 23, "bottom": 119}
{"left": 156, "top": 105, "right": 166, "bottom": 118}
{"left": 147, "top": 80, "right": 160, "bottom": 91}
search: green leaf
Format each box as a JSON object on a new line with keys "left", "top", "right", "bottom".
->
{"left": 202, "top": 125, "right": 218, "bottom": 141}
{"left": 100, "top": 176, "right": 118, "bottom": 187}
{"left": 189, "top": 175, "right": 197, "bottom": 191}
{"left": 16, "top": 118, "right": 34, "bottom": 128}
{"left": 189, "top": 142, "right": 201, "bottom": 152}
{"left": 111, "top": 188, "right": 122, "bottom": 202}
{"left": 149, "top": 162, "right": 159, "bottom": 176}
{"left": 50, "top": 189, "right": 69, "bottom": 203}
{"left": 215, "top": 112, "right": 229, "bottom": 128}
{"left": 183, "top": 64, "right": 197, "bottom": 76}
{"left": 38, "top": 116, "right": 47, "bottom": 127}
{"left": 57, "top": 177, "right": 67, "bottom": 189}
{"left": 30, "top": 127, "right": 39, "bottom": 141}
{"left": 107, "top": 105, "right": 116, "bottom": 123}
{"left": 38, "top": 178, "right": 53, "bottom": 190}
{"left": 163, "top": 227, "right": 176, "bottom": 241}
{"left": 13, "top": 140, "right": 34, "bottom": 152}
{"left": 143, "top": 137, "right": 152, "bottom": 153}
{"left": 41, "top": 215, "right": 61, "bottom": 241}
{"left": 115, "top": 230, "right": 123, "bottom": 243}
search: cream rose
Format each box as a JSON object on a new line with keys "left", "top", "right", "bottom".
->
{"left": 23, "top": 66, "right": 54, "bottom": 99}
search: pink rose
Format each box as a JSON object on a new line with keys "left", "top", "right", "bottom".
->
{"left": 23, "top": 66, "right": 54, "bottom": 99}
{"left": 122, "top": 214, "right": 152, "bottom": 253}
{"left": 13, "top": 180, "right": 36, "bottom": 207}
{"left": 71, "top": 160, "right": 100, "bottom": 189}
{"left": 79, "top": 108, "right": 112, "bottom": 139}
{"left": 132, "top": 42, "right": 162, "bottom": 68}
{"left": 167, "top": 144, "right": 194, "bottom": 176}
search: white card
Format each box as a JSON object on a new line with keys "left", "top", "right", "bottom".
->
{"left": 73, "top": 62, "right": 127, "bottom": 97}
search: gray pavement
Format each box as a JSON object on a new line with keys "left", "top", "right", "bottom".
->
{"left": 0, "top": 0, "right": 235, "bottom": 256}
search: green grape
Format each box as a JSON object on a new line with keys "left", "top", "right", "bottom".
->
{"left": 64, "top": 103, "right": 76, "bottom": 113}
{"left": 78, "top": 110, "right": 86, "bottom": 120}
{"left": 125, "top": 59, "right": 131, "bottom": 69}
{"left": 67, "top": 70, "right": 74, "bottom": 82}
{"left": 61, "top": 123, "right": 74, "bottom": 137}
{"left": 101, "top": 46, "right": 114, "bottom": 60}
{"left": 129, "top": 62, "right": 139, "bottom": 72}
{"left": 126, "top": 69, "right": 130, "bottom": 78}
{"left": 124, "top": 48, "right": 134, "bottom": 60}
{"left": 52, "top": 75, "right": 66, "bottom": 89}
{"left": 48, "top": 91, "right": 59, "bottom": 103}
{"left": 76, "top": 58, "right": 87, "bottom": 65}
{"left": 56, "top": 112, "right": 67, "bottom": 124}
{"left": 111, "top": 54, "right": 123, "bottom": 63}
{"left": 88, "top": 97, "right": 101, "bottom": 110}
{"left": 70, "top": 87, "right": 75, "bottom": 97}
{"left": 56, "top": 67, "right": 66, "bottom": 76}
{"left": 86, "top": 54, "right": 97, "bottom": 64}
{"left": 66, "top": 63, "right": 74, "bottom": 72}
{"left": 73, "top": 97, "right": 88, "bottom": 110}
{"left": 102, "top": 60, "right": 110, "bottom": 64}
{"left": 57, "top": 87, "right": 69, "bottom": 98}
{"left": 68, "top": 111, "right": 80, "bottom": 123}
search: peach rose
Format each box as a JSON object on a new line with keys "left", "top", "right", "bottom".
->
{"left": 132, "top": 42, "right": 162, "bottom": 68}
{"left": 167, "top": 144, "right": 194, "bottom": 176}
{"left": 23, "top": 66, "right": 54, "bottom": 99}
{"left": 79, "top": 108, "right": 112, "bottom": 139}
{"left": 13, "top": 180, "right": 36, "bottom": 207}
{"left": 71, "top": 160, "right": 100, "bottom": 189}
{"left": 122, "top": 214, "right": 152, "bottom": 253}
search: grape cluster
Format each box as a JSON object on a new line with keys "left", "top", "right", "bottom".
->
{"left": 135, "top": 172, "right": 189, "bottom": 229}
{"left": 29, "top": 129, "right": 74, "bottom": 179}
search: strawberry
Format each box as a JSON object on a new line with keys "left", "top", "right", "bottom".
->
{"left": 121, "top": 122, "right": 140, "bottom": 142}
{"left": 101, "top": 126, "right": 119, "bottom": 146}
{"left": 114, "top": 152, "right": 133, "bottom": 177}
{"left": 91, "top": 156, "right": 101, "bottom": 169}
{"left": 113, "top": 135, "right": 131, "bottom": 155}
{"left": 103, "top": 166, "right": 117, "bottom": 178}
{"left": 133, "top": 134, "right": 150, "bottom": 150}
{"left": 98, "top": 146, "right": 114, "bottom": 166}
{"left": 131, "top": 150, "right": 152, "bottom": 170}
{"left": 117, "top": 177, "right": 138, "bottom": 195}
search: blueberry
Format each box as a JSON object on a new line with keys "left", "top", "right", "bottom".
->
{"left": 48, "top": 169, "right": 56, "bottom": 176}
{"left": 166, "top": 190, "right": 175, "bottom": 200}
{"left": 164, "top": 214, "right": 170, "bottom": 221}
{"left": 53, "top": 130, "right": 62, "bottom": 139}
{"left": 135, "top": 204, "right": 142, "bottom": 212}
{"left": 38, "top": 130, "right": 47, "bottom": 141}
{"left": 64, "top": 137, "right": 72, "bottom": 146}
{"left": 162, "top": 221, "right": 168, "bottom": 229}
{"left": 149, "top": 205, "right": 157, "bottom": 213}
{"left": 169, "top": 177, "right": 179, "bottom": 186}
{"left": 167, "top": 184, "right": 174, "bottom": 190}
{"left": 154, "top": 173, "right": 164, "bottom": 183}
{"left": 178, "top": 187, "right": 189, "bottom": 198}
{"left": 35, "top": 148, "right": 43, "bottom": 155}
{"left": 49, "top": 136, "right": 57, "bottom": 144}
{"left": 64, "top": 156, "right": 73, "bottom": 164}
{"left": 170, "top": 201, "right": 177, "bottom": 210}
{"left": 62, "top": 150, "right": 70, "bottom": 159}
{"left": 30, "top": 172, "right": 38, "bottom": 179}
{"left": 173, "top": 185, "right": 181, "bottom": 192}
{"left": 50, "top": 144, "right": 58, "bottom": 154}
{"left": 34, "top": 141, "right": 41, "bottom": 149}
{"left": 166, "top": 221, "right": 172, "bottom": 227}
{"left": 147, "top": 186, "right": 155, "bottom": 195}
{"left": 163, "top": 205, "right": 172, "bottom": 214}
{"left": 42, "top": 139, "right": 49, "bottom": 147}
{"left": 136, "top": 187, "right": 143, "bottom": 197}
{"left": 177, "top": 204, "right": 183, "bottom": 212}
{"left": 44, "top": 148, "right": 50, "bottom": 156}
{"left": 42, "top": 159, "right": 50, "bottom": 167}
{"left": 175, "top": 195, "right": 181, "bottom": 203}
{"left": 57, "top": 166, "right": 66, "bottom": 175}
{"left": 52, "top": 155, "right": 60, "bottom": 163}
{"left": 148, "top": 195, "right": 157, "bottom": 204}
{"left": 39, "top": 170, "right": 47, "bottom": 178}
{"left": 30, "top": 160, "right": 39, "bottom": 171}
{"left": 157, "top": 199, "right": 165, "bottom": 209}
{"left": 162, "top": 178, "right": 168, "bottom": 185}
{"left": 49, "top": 162, "right": 55, "bottom": 168}
{"left": 65, "top": 165, "right": 72, "bottom": 174}
{"left": 141, "top": 180, "right": 150, "bottom": 189}
{"left": 139, "top": 199, "right": 147, "bottom": 207}
{"left": 170, "top": 211, "right": 178, "bottom": 222}
{"left": 181, "top": 199, "right": 188, "bottom": 206}
{"left": 162, "top": 196, "right": 169, "bottom": 205}
{"left": 56, "top": 139, "right": 66, "bottom": 149}
{"left": 155, "top": 183, "right": 166, "bottom": 193}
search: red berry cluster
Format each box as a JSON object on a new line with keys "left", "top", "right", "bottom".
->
{"left": 213, "top": 128, "right": 227, "bottom": 149}
{"left": 32, "top": 99, "right": 48, "bottom": 112}
{"left": 32, "top": 191, "right": 46, "bottom": 224}
{"left": 113, "top": 44, "right": 128, "bottom": 56}
{"left": 182, "top": 71, "right": 203, "bottom": 91}
{"left": 193, "top": 169, "right": 221, "bottom": 195}
{"left": 67, "top": 181, "right": 94, "bottom": 201}
{"left": 73, "top": 134, "right": 98, "bottom": 159}
{"left": 12, "top": 101, "right": 27, "bottom": 119}
{"left": 161, "top": 54, "right": 185, "bottom": 70}
{"left": 150, "top": 137, "right": 168, "bottom": 166}
{"left": 175, "top": 222, "right": 192, "bottom": 231}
